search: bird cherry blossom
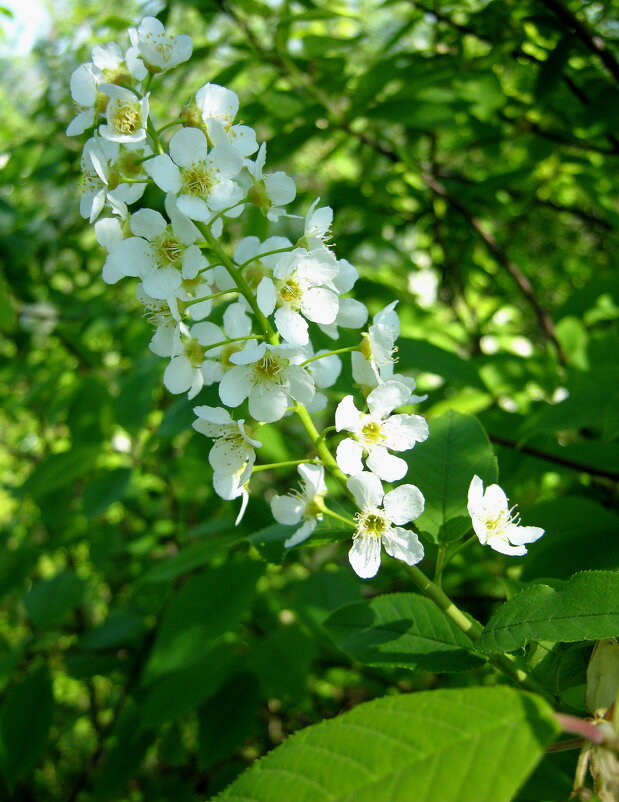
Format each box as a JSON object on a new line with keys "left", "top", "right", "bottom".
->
{"left": 347, "top": 472, "right": 425, "bottom": 579}
{"left": 99, "top": 85, "right": 150, "bottom": 144}
{"left": 271, "top": 464, "right": 327, "bottom": 547}
{"left": 335, "top": 380, "right": 428, "bottom": 481}
{"left": 129, "top": 17, "right": 193, "bottom": 73}
{"left": 218, "top": 342, "right": 315, "bottom": 422}
{"left": 195, "top": 83, "right": 258, "bottom": 157}
{"left": 467, "top": 476, "right": 545, "bottom": 556}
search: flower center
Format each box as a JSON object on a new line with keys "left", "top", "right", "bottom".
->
{"left": 111, "top": 101, "right": 141, "bottom": 135}
{"left": 484, "top": 505, "right": 520, "bottom": 534}
{"left": 360, "top": 419, "right": 385, "bottom": 445}
{"left": 183, "top": 338, "right": 204, "bottom": 368}
{"left": 278, "top": 276, "right": 303, "bottom": 309}
{"left": 220, "top": 343, "right": 243, "bottom": 369}
{"left": 152, "top": 233, "right": 183, "bottom": 268}
{"left": 253, "top": 354, "right": 284, "bottom": 382}
{"left": 182, "top": 164, "right": 213, "bottom": 195}
{"left": 357, "top": 511, "right": 388, "bottom": 538}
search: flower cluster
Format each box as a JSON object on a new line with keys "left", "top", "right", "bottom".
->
{"left": 69, "top": 16, "right": 433, "bottom": 580}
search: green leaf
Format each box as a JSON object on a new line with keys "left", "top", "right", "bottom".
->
{"left": 478, "top": 571, "right": 619, "bottom": 654}
{"left": 140, "top": 643, "right": 235, "bottom": 729}
{"left": 397, "top": 337, "right": 486, "bottom": 390}
{"left": 216, "top": 686, "right": 558, "bottom": 802}
{"left": 0, "top": 666, "right": 54, "bottom": 789}
{"left": 520, "top": 498, "right": 619, "bottom": 580}
{"left": 143, "top": 561, "right": 262, "bottom": 682}
{"left": 20, "top": 446, "right": 99, "bottom": 500}
{"left": 82, "top": 467, "right": 131, "bottom": 518}
{"left": 138, "top": 533, "right": 240, "bottom": 584}
{"left": 325, "top": 593, "right": 484, "bottom": 672}
{"left": 407, "top": 410, "right": 497, "bottom": 542}
{"left": 24, "top": 571, "right": 86, "bottom": 628}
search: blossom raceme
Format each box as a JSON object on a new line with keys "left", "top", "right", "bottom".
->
{"left": 347, "top": 472, "right": 425, "bottom": 579}
{"left": 69, "top": 18, "right": 433, "bottom": 584}
{"left": 467, "top": 475, "right": 545, "bottom": 556}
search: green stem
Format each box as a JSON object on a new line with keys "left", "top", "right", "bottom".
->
{"left": 294, "top": 404, "right": 349, "bottom": 491}
{"left": 146, "top": 118, "right": 164, "bottom": 155}
{"left": 252, "top": 458, "right": 324, "bottom": 473}
{"left": 157, "top": 119, "right": 183, "bottom": 134}
{"left": 202, "top": 335, "right": 262, "bottom": 354}
{"left": 300, "top": 343, "right": 362, "bottom": 367}
{"left": 238, "top": 247, "right": 294, "bottom": 268}
{"left": 196, "top": 222, "right": 279, "bottom": 345}
{"left": 320, "top": 504, "right": 356, "bottom": 529}
{"left": 185, "top": 289, "right": 238, "bottom": 307}
{"left": 404, "top": 564, "right": 554, "bottom": 703}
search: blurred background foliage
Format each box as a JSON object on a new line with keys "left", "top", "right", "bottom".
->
{"left": 0, "top": 0, "right": 618, "bottom": 799}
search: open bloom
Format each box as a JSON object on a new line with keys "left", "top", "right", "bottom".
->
{"left": 271, "top": 464, "right": 326, "bottom": 547}
{"left": 245, "top": 143, "right": 296, "bottom": 221}
{"left": 99, "top": 85, "right": 150, "bottom": 144}
{"left": 129, "top": 17, "right": 192, "bottom": 73}
{"left": 467, "top": 475, "right": 545, "bottom": 556}
{"left": 347, "top": 472, "right": 424, "bottom": 579}
{"left": 80, "top": 137, "right": 149, "bottom": 222}
{"left": 148, "top": 127, "right": 244, "bottom": 222}
{"left": 257, "top": 247, "right": 339, "bottom": 346}
{"left": 335, "top": 381, "right": 428, "bottom": 481}
{"left": 192, "top": 405, "right": 261, "bottom": 477}
{"left": 195, "top": 83, "right": 258, "bottom": 157}
{"left": 218, "top": 342, "right": 315, "bottom": 422}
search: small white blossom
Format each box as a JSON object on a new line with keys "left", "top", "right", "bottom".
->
{"left": 148, "top": 127, "right": 244, "bottom": 222}
{"left": 102, "top": 207, "right": 206, "bottom": 298}
{"left": 347, "top": 472, "right": 424, "bottom": 579}
{"left": 99, "top": 85, "right": 150, "bottom": 144}
{"left": 467, "top": 476, "right": 545, "bottom": 556}
{"left": 212, "top": 236, "right": 292, "bottom": 295}
{"left": 195, "top": 83, "right": 258, "bottom": 157}
{"left": 129, "top": 17, "right": 192, "bottom": 73}
{"left": 271, "top": 464, "right": 326, "bottom": 547}
{"left": 193, "top": 405, "right": 261, "bottom": 476}
{"left": 189, "top": 304, "right": 254, "bottom": 386}
{"left": 245, "top": 143, "right": 296, "bottom": 221}
{"left": 257, "top": 248, "right": 339, "bottom": 346}
{"left": 304, "top": 198, "right": 333, "bottom": 243}
{"left": 335, "top": 381, "right": 428, "bottom": 481}
{"left": 351, "top": 352, "right": 427, "bottom": 402}
{"left": 80, "top": 137, "right": 149, "bottom": 222}
{"left": 218, "top": 342, "right": 315, "bottom": 423}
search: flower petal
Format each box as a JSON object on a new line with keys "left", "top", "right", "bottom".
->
{"left": 271, "top": 494, "right": 304, "bottom": 526}
{"left": 365, "top": 447, "right": 408, "bottom": 483}
{"left": 348, "top": 535, "right": 381, "bottom": 579}
{"left": 336, "top": 438, "right": 364, "bottom": 476}
{"left": 383, "top": 484, "right": 425, "bottom": 525}
{"left": 383, "top": 527, "right": 424, "bottom": 566}
{"left": 367, "top": 380, "right": 411, "bottom": 420}
{"left": 347, "top": 471, "right": 384, "bottom": 511}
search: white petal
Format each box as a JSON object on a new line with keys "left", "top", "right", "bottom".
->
{"left": 335, "top": 395, "right": 362, "bottom": 433}
{"left": 229, "top": 125, "right": 258, "bottom": 157}
{"left": 346, "top": 471, "right": 384, "bottom": 511}
{"left": 383, "top": 484, "right": 425, "bottom": 525}
{"left": 505, "top": 524, "right": 545, "bottom": 546}
{"left": 284, "top": 519, "right": 317, "bottom": 548}
{"left": 95, "top": 218, "right": 124, "bottom": 251}
{"left": 265, "top": 172, "right": 296, "bottom": 206}
{"left": 301, "top": 287, "right": 339, "bottom": 325}
{"left": 229, "top": 341, "right": 266, "bottom": 366}
{"left": 223, "top": 303, "right": 252, "bottom": 337}
{"left": 333, "top": 258, "right": 358, "bottom": 293}
{"left": 271, "top": 495, "right": 304, "bottom": 526}
{"left": 367, "top": 380, "right": 411, "bottom": 420}
{"left": 130, "top": 208, "right": 167, "bottom": 240}
{"left": 176, "top": 195, "right": 211, "bottom": 222}
{"left": 248, "top": 383, "right": 289, "bottom": 423}
{"left": 192, "top": 321, "right": 224, "bottom": 349}
{"left": 208, "top": 144, "right": 244, "bottom": 179}
{"left": 275, "top": 307, "right": 308, "bottom": 346}
{"left": 102, "top": 237, "right": 147, "bottom": 283}
{"left": 467, "top": 475, "right": 485, "bottom": 516}
{"left": 193, "top": 405, "right": 232, "bottom": 425}
{"left": 285, "top": 365, "right": 315, "bottom": 405}
{"left": 336, "top": 439, "right": 364, "bottom": 476}
{"left": 351, "top": 352, "right": 379, "bottom": 388}
{"left": 382, "top": 413, "right": 429, "bottom": 451}
{"left": 170, "top": 127, "right": 209, "bottom": 167}
{"left": 484, "top": 483, "right": 509, "bottom": 512}
{"left": 218, "top": 365, "right": 252, "bottom": 407}
{"left": 487, "top": 537, "right": 527, "bottom": 557}
{"left": 142, "top": 267, "right": 182, "bottom": 299}
{"left": 70, "top": 64, "right": 98, "bottom": 105}
{"left": 365, "top": 447, "right": 408, "bottom": 483}
{"left": 298, "top": 463, "right": 326, "bottom": 497}
{"left": 148, "top": 154, "right": 182, "bottom": 193}
{"left": 336, "top": 297, "right": 368, "bottom": 329}
{"left": 196, "top": 83, "right": 239, "bottom": 122}
{"left": 209, "top": 438, "right": 250, "bottom": 474}
{"left": 348, "top": 535, "right": 381, "bottom": 579}
{"left": 307, "top": 352, "right": 341, "bottom": 388}
{"left": 256, "top": 277, "right": 277, "bottom": 316}
{"left": 164, "top": 356, "right": 195, "bottom": 394}
{"left": 382, "top": 527, "right": 424, "bottom": 566}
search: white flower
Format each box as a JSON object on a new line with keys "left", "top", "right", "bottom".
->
{"left": 218, "top": 342, "right": 315, "bottom": 423}
{"left": 148, "top": 127, "right": 244, "bottom": 222}
{"left": 467, "top": 476, "right": 545, "bottom": 556}
{"left": 195, "top": 83, "right": 258, "bottom": 157}
{"left": 137, "top": 283, "right": 181, "bottom": 357}
{"left": 188, "top": 304, "right": 253, "bottom": 386}
{"left": 347, "top": 472, "right": 424, "bottom": 579}
{"left": 257, "top": 248, "right": 339, "bottom": 346}
{"left": 193, "top": 405, "right": 261, "bottom": 476}
{"left": 212, "top": 236, "right": 292, "bottom": 295}
{"left": 317, "top": 257, "right": 368, "bottom": 339}
{"left": 271, "top": 464, "right": 326, "bottom": 547}
{"left": 335, "top": 381, "right": 428, "bottom": 481}
{"left": 99, "top": 85, "right": 150, "bottom": 144}
{"left": 245, "top": 143, "right": 296, "bottom": 221}
{"left": 351, "top": 352, "right": 427, "bottom": 402}
{"left": 304, "top": 198, "right": 333, "bottom": 243}
{"left": 102, "top": 207, "right": 206, "bottom": 298}
{"left": 129, "top": 17, "right": 193, "bottom": 72}
{"left": 80, "top": 137, "right": 149, "bottom": 222}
